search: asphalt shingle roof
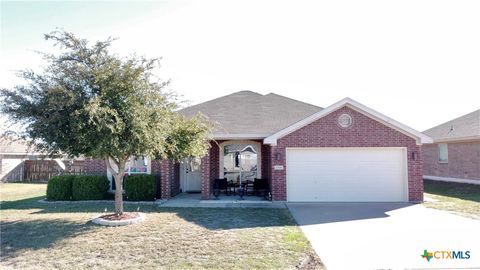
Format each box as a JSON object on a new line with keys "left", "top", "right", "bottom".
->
{"left": 423, "top": 109, "right": 480, "bottom": 141}
{"left": 179, "top": 91, "right": 322, "bottom": 136}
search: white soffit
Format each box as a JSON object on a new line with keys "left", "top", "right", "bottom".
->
{"left": 264, "top": 97, "right": 433, "bottom": 146}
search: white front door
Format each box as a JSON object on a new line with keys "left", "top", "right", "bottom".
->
{"left": 286, "top": 148, "right": 408, "bottom": 202}
{"left": 181, "top": 158, "right": 202, "bottom": 192}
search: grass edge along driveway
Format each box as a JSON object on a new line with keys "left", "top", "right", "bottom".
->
{"left": 423, "top": 179, "right": 480, "bottom": 220}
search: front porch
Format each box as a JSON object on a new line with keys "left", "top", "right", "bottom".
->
{"left": 159, "top": 192, "right": 286, "bottom": 208}
{"left": 160, "top": 139, "right": 279, "bottom": 201}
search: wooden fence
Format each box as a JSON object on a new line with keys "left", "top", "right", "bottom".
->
{"left": 23, "top": 160, "right": 85, "bottom": 182}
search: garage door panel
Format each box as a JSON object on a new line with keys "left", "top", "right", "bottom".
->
{"left": 286, "top": 148, "right": 407, "bottom": 202}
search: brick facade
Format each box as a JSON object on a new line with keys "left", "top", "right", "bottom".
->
{"left": 423, "top": 141, "right": 480, "bottom": 181}
{"left": 201, "top": 148, "right": 211, "bottom": 199}
{"left": 85, "top": 106, "right": 424, "bottom": 202}
{"left": 159, "top": 160, "right": 173, "bottom": 199}
{"left": 84, "top": 158, "right": 106, "bottom": 175}
{"left": 269, "top": 106, "right": 423, "bottom": 202}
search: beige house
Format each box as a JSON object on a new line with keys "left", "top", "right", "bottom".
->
{"left": 0, "top": 137, "right": 84, "bottom": 182}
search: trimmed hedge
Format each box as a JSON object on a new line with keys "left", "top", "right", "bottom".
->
{"left": 72, "top": 175, "right": 109, "bottom": 200}
{"left": 124, "top": 174, "right": 156, "bottom": 201}
{"left": 47, "top": 175, "right": 109, "bottom": 201}
{"left": 46, "top": 175, "right": 74, "bottom": 200}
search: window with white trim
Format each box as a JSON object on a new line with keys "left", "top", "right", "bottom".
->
{"left": 219, "top": 141, "right": 261, "bottom": 183}
{"left": 438, "top": 143, "right": 448, "bottom": 163}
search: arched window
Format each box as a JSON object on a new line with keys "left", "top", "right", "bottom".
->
{"left": 220, "top": 141, "right": 261, "bottom": 183}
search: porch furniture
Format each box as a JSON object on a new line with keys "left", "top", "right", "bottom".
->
{"left": 253, "top": 178, "right": 269, "bottom": 198}
{"left": 244, "top": 179, "right": 255, "bottom": 196}
{"left": 227, "top": 180, "right": 239, "bottom": 195}
{"left": 213, "top": 178, "right": 229, "bottom": 198}
{"left": 237, "top": 187, "right": 245, "bottom": 200}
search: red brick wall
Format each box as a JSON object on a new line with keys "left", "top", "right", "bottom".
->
{"left": 423, "top": 141, "right": 480, "bottom": 181}
{"left": 260, "top": 142, "right": 270, "bottom": 179}
{"left": 210, "top": 141, "right": 221, "bottom": 181}
{"left": 271, "top": 106, "right": 423, "bottom": 202}
{"left": 201, "top": 148, "right": 212, "bottom": 199}
{"left": 85, "top": 158, "right": 106, "bottom": 175}
{"left": 160, "top": 160, "right": 173, "bottom": 199}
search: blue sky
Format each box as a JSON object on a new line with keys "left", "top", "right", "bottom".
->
{"left": 1, "top": 0, "right": 480, "bottom": 131}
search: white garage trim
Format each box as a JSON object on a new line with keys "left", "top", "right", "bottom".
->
{"left": 286, "top": 147, "right": 409, "bottom": 202}
{"left": 264, "top": 98, "right": 433, "bottom": 146}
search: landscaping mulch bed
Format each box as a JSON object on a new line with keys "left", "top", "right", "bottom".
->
{"left": 99, "top": 212, "right": 140, "bottom": 221}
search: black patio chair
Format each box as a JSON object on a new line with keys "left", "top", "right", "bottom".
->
{"left": 213, "top": 178, "right": 229, "bottom": 198}
{"left": 253, "top": 178, "right": 269, "bottom": 198}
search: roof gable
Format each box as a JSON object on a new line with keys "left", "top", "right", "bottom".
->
{"left": 178, "top": 91, "right": 321, "bottom": 138}
{"left": 264, "top": 97, "right": 432, "bottom": 145}
{"left": 423, "top": 109, "right": 480, "bottom": 142}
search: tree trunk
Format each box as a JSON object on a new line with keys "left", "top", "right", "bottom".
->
{"left": 113, "top": 173, "right": 124, "bottom": 215}
{"left": 105, "top": 157, "right": 126, "bottom": 216}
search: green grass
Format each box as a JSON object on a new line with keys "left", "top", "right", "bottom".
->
{"left": 0, "top": 183, "right": 323, "bottom": 269}
{"left": 0, "top": 183, "right": 47, "bottom": 201}
{"left": 424, "top": 180, "right": 480, "bottom": 219}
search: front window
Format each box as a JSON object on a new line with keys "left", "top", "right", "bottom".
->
{"left": 223, "top": 143, "right": 258, "bottom": 183}
{"left": 438, "top": 143, "right": 448, "bottom": 163}
{"left": 126, "top": 156, "right": 149, "bottom": 174}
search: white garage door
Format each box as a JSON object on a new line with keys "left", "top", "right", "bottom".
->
{"left": 286, "top": 148, "right": 408, "bottom": 202}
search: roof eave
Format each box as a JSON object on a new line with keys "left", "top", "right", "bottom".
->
{"left": 429, "top": 135, "right": 480, "bottom": 143}
{"left": 212, "top": 133, "right": 271, "bottom": 140}
{"left": 264, "top": 97, "right": 433, "bottom": 146}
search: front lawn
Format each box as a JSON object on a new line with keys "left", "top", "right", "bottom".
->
{"left": 0, "top": 183, "right": 323, "bottom": 269}
{"left": 423, "top": 179, "right": 480, "bottom": 219}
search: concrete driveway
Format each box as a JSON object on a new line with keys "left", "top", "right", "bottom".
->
{"left": 288, "top": 203, "right": 480, "bottom": 270}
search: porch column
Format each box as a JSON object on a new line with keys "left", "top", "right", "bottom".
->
{"left": 160, "top": 160, "right": 172, "bottom": 200}
{"left": 270, "top": 145, "right": 287, "bottom": 201}
{"left": 201, "top": 152, "right": 211, "bottom": 200}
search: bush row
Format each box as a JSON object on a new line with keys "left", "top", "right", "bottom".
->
{"left": 124, "top": 174, "right": 156, "bottom": 201}
{"left": 47, "top": 175, "right": 109, "bottom": 201}
{"left": 46, "top": 174, "right": 156, "bottom": 201}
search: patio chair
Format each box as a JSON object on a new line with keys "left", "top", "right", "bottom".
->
{"left": 213, "top": 178, "right": 229, "bottom": 197}
{"left": 253, "top": 178, "right": 269, "bottom": 198}
{"left": 244, "top": 179, "right": 255, "bottom": 196}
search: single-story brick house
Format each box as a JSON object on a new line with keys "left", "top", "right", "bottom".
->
{"left": 85, "top": 91, "right": 432, "bottom": 202}
{"left": 422, "top": 109, "right": 480, "bottom": 184}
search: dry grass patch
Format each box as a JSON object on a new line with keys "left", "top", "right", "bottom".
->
{"left": 424, "top": 180, "right": 480, "bottom": 219}
{"left": 0, "top": 183, "right": 323, "bottom": 269}
{"left": 0, "top": 183, "right": 47, "bottom": 201}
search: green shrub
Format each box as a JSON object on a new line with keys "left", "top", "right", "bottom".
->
{"left": 46, "top": 175, "right": 74, "bottom": 200}
{"left": 72, "top": 175, "right": 109, "bottom": 200}
{"left": 124, "top": 174, "right": 156, "bottom": 201}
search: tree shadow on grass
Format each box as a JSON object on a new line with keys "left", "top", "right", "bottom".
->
{"left": 1, "top": 195, "right": 297, "bottom": 230}
{"left": 0, "top": 219, "right": 95, "bottom": 258}
{"left": 1, "top": 196, "right": 160, "bottom": 214}
{"left": 159, "top": 207, "right": 296, "bottom": 230}
{"left": 424, "top": 180, "right": 480, "bottom": 203}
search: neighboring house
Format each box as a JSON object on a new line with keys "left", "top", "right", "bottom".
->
{"left": 0, "top": 137, "right": 84, "bottom": 182}
{"left": 1, "top": 137, "right": 39, "bottom": 181}
{"left": 86, "top": 91, "right": 431, "bottom": 202}
{"left": 422, "top": 109, "right": 480, "bottom": 184}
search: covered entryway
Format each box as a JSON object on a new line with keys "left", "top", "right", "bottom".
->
{"left": 286, "top": 147, "right": 408, "bottom": 202}
{"left": 180, "top": 158, "right": 202, "bottom": 192}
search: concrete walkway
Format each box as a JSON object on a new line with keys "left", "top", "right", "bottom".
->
{"left": 288, "top": 202, "right": 480, "bottom": 270}
{"left": 158, "top": 193, "right": 286, "bottom": 208}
